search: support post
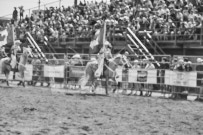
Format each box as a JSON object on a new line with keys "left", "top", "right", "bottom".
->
{"left": 201, "top": 20, "right": 203, "bottom": 46}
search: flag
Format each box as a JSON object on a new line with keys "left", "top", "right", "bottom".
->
{"left": 0, "top": 29, "right": 8, "bottom": 47}
{"left": 89, "top": 22, "right": 106, "bottom": 54}
{"left": 93, "top": 21, "right": 107, "bottom": 77}
{"left": 0, "top": 24, "right": 14, "bottom": 48}
{"left": 7, "top": 25, "right": 14, "bottom": 43}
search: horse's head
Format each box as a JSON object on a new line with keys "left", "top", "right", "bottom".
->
{"left": 12, "top": 40, "right": 22, "bottom": 53}
{"left": 23, "top": 47, "right": 32, "bottom": 57}
{"left": 113, "top": 54, "right": 123, "bottom": 65}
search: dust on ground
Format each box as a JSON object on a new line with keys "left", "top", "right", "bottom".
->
{"left": 0, "top": 86, "right": 203, "bottom": 135}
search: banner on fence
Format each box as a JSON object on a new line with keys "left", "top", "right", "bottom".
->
{"left": 69, "top": 66, "right": 85, "bottom": 78}
{"left": 116, "top": 68, "right": 157, "bottom": 84}
{"left": 44, "top": 65, "right": 64, "bottom": 78}
{"left": 0, "top": 63, "right": 202, "bottom": 88}
{"left": 165, "top": 71, "right": 197, "bottom": 87}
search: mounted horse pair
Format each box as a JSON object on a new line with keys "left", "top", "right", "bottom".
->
{"left": 0, "top": 40, "right": 32, "bottom": 86}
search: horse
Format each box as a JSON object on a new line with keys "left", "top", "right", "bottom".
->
{"left": 79, "top": 54, "right": 123, "bottom": 95}
{"left": 17, "top": 47, "right": 32, "bottom": 87}
{"left": 0, "top": 42, "right": 21, "bottom": 86}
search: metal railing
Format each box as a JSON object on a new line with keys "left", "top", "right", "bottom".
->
{"left": 1, "top": 54, "right": 203, "bottom": 99}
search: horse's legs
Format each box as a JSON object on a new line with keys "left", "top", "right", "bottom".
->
{"left": 112, "top": 81, "right": 117, "bottom": 93}
{"left": 5, "top": 73, "right": 9, "bottom": 86}
{"left": 105, "top": 76, "right": 109, "bottom": 95}
{"left": 18, "top": 71, "right": 25, "bottom": 87}
{"left": 90, "top": 79, "right": 97, "bottom": 93}
{"left": 140, "top": 83, "right": 143, "bottom": 96}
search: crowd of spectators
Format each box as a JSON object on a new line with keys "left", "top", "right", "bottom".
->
{"left": 10, "top": 0, "right": 203, "bottom": 44}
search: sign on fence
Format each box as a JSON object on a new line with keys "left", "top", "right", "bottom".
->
{"left": 119, "top": 69, "right": 157, "bottom": 84}
{"left": 69, "top": 66, "right": 85, "bottom": 78}
{"left": 0, "top": 63, "right": 203, "bottom": 88}
{"left": 165, "top": 71, "right": 197, "bottom": 87}
{"left": 44, "top": 65, "right": 64, "bottom": 78}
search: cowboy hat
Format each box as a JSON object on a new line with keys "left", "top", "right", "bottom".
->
{"left": 90, "top": 57, "right": 97, "bottom": 62}
{"left": 14, "top": 40, "right": 22, "bottom": 45}
{"left": 72, "top": 54, "right": 81, "bottom": 59}
{"left": 197, "top": 58, "right": 202, "bottom": 63}
{"left": 114, "top": 54, "right": 122, "bottom": 59}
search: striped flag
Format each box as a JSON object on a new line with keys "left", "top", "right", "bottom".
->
{"left": 0, "top": 25, "right": 15, "bottom": 47}
{"left": 89, "top": 22, "right": 106, "bottom": 54}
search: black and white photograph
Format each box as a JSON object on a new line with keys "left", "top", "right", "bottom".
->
{"left": 0, "top": 0, "right": 203, "bottom": 134}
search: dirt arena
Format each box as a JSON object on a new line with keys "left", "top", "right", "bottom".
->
{"left": 0, "top": 86, "right": 203, "bottom": 135}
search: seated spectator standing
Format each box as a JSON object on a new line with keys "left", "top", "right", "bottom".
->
{"left": 159, "top": 57, "right": 170, "bottom": 95}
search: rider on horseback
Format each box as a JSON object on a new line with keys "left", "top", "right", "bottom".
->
{"left": 98, "top": 42, "right": 112, "bottom": 77}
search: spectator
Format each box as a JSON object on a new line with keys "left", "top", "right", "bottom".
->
{"left": 159, "top": 57, "right": 170, "bottom": 95}
{"left": 13, "top": 7, "right": 18, "bottom": 21}
{"left": 184, "top": 61, "right": 192, "bottom": 71}
{"left": 19, "top": 6, "right": 24, "bottom": 21}
{"left": 12, "top": 0, "right": 203, "bottom": 42}
{"left": 145, "top": 58, "right": 155, "bottom": 96}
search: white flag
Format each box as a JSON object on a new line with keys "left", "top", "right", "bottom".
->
{"left": 0, "top": 29, "right": 8, "bottom": 47}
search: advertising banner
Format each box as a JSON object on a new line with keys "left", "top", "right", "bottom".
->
{"left": 165, "top": 71, "right": 197, "bottom": 87}
{"left": 69, "top": 66, "right": 85, "bottom": 78}
{"left": 128, "top": 69, "right": 157, "bottom": 84}
{"left": 44, "top": 65, "right": 64, "bottom": 78}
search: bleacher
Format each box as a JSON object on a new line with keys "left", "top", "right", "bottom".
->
{"left": 1, "top": 0, "right": 203, "bottom": 55}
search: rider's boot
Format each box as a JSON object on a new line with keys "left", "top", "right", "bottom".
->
{"left": 127, "top": 91, "right": 133, "bottom": 96}
{"left": 22, "top": 82, "right": 25, "bottom": 87}
{"left": 17, "top": 81, "right": 22, "bottom": 86}
{"left": 112, "top": 88, "right": 116, "bottom": 93}
{"left": 6, "top": 81, "right": 9, "bottom": 86}
{"left": 47, "top": 83, "right": 50, "bottom": 87}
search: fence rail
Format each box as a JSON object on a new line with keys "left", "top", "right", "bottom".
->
{"left": 1, "top": 54, "right": 203, "bottom": 99}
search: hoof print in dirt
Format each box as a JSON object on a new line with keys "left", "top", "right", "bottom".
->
{"left": 23, "top": 107, "right": 37, "bottom": 112}
{"left": 65, "top": 93, "right": 74, "bottom": 96}
{"left": 81, "top": 126, "right": 91, "bottom": 132}
{"left": 95, "top": 123, "right": 103, "bottom": 126}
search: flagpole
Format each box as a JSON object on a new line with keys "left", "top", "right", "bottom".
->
{"left": 101, "top": 20, "right": 106, "bottom": 76}
{"left": 12, "top": 24, "right": 15, "bottom": 44}
{"left": 94, "top": 20, "right": 106, "bottom": 78}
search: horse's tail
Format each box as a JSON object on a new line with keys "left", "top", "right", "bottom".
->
{"left": 78, "top": 74, "right": 90, "bottom": 87}
{"left": 78, "top": 62, "right": 93, "bottom": 87}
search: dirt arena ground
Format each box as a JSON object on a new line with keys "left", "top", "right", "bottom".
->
{"left": 0, "top": 86, "right": 203, "bottom": 135}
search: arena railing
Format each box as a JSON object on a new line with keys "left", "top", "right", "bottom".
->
{"left": 1, "top": 54, "right": 203, "bottom": 98}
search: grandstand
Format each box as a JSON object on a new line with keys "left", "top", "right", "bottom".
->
{"left": 1, "top": 0, "right": 203, "bottom": 55}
